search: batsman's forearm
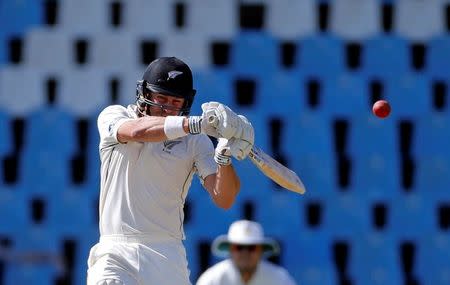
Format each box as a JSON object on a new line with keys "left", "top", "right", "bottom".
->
{"left": 212, "top": 165, "right": 240, "bottom": 209}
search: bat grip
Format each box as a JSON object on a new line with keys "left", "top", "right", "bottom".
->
{"left": 207, "top": 114, "right": 219, "bottom": 127}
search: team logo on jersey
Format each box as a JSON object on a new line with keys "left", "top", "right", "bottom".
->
{"left": 167, "top": 70, "right": 183, "bottom": 80}
{"left": 163, "top": 140, "right": 182, "bottom": 154}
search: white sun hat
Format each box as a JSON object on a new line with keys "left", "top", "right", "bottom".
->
{"left": 212, "top": 220, "right": 280, "bottom": 258}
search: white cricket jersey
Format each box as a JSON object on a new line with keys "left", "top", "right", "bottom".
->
{"left": 97, "top": 104, "right": 216, "bottom": 240}
{"left": 196, "top": 259, "right": 297, "bottom": 285}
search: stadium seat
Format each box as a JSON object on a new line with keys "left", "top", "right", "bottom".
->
{"left": 361, "top": 35, "right": 410, "bottom": 80}
{"left": 296, "top": 34, "right": 345, "bottom": 77}
{"left": 267, "top": 0, "right": 316, "bottom": 40}
{"left": 385, "top": 73, "right": 432, "bottom": 118}
{"left": 24, "top": 27, "right": 72, "bottom": 72}
{"left": 0, "top": 109, "right": 12, "bottom": 159}
{"left": 415, "top": 155, "right": 450, "bottom": 200}
{"left": 323, "top": 192, "right": 372, "bottom": 238}
{"left": 413, "top": 113, "right": 450, "bottom": 158}
{"left": 0, "top": 67, "right": 45, "bottom": 116}
{"left": 230, "top": 31, "right": 279, "bottom": 76}
{"left": 191, "top": 69, "right": 234, "bottom": 111}
{"left": 47, "top": 190, "right": 94, "bottom": 237}
{"left": 330, "top": 0, "right": 380, "bottom": 40}
{"left": 321, "top": 72, "right": 369, "bottom": 117}
{"left": 394, "top": 0, "right": 444, "bottom": 41}
{"left": 285, "top": 111, "right": 333, "bottom": 158}
{"left": 0, "top": 0, "right": 42, "bottom": 37}
{"left": 287, "top": 229, "right": 337, "bottom": 285}
{"left": 348, "top": 113, "right": 397, "bottom": 157}
{"left": 255, "top": 191, "right": 304, "bottom": 234}
{"left": 160, "top": 33, "right": 210, "bottom": 69}
{"left": 4, "top": 226, "right": 61, "bottom": 285}
{"left": 351, "top": 153, "right": 402, "bottom": 200}
{"left": 416, "top": 233, "right": 450, "bottom": 285}
{"left": 427, "top": 35, "right": 450, "bottom": 80}
{"left": 187, "top": 0, "right": 237, "bottom": 38}
{"left": 90, "top": 32, "right": 140, "bottom": 72}
{"left": 58, "top": 0, "right": 109, "bottom": 36}
{"left": 259, "top": 70, "right": 307, "bottom": 117}
{"left": 389, "top": 193, "right": 435, "bottom": 240}
{"left": 23, "top": 106, "right": 77, "bottom": 153}
{"left": 349, "top": 232, "right": 404, "bottom": 285}
{"left": 59, "top": 68, "right": 110, "bottom": 116}
{"left": 0, "top": 190, "right": 30, "bottom": 236}
{"left": 124, "top": 0, "right": 174, "bottom": 37}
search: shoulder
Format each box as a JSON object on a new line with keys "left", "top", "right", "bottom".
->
{"left": 259, "top": 261, "right": 296, "bottom": 284}
{"left": 198, "top": 259, "right": 232, "bottom": 279}
{"left": 98, "top": 105, "right": 129, "bottom": 118}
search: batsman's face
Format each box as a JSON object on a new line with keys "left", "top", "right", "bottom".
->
{"left": 230, "top": 244, "right": 263, "bottom": 273}
{"left": 145, "top": 93, "right": 185, "bottom": 116}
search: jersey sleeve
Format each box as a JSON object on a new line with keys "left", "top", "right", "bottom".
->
{"left": 97, "top": 105, "right": 134, "bottom": 149}
{"left": 193, "top": 135, "right": 216, "bottom": 183}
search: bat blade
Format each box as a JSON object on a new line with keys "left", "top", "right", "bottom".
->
{"left": 248, "top": 146, "right": 306, "bottom": 194}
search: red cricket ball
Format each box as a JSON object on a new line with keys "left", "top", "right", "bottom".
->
{"left": 372, "top": 100, "right": 391, "bottom": 118}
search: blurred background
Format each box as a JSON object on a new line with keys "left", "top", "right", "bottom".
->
{"left": 0, "top": 0, "right": 449, "bottom": 284}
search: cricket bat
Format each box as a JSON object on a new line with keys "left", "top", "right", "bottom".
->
{"left": 208, "top": 115, "right": 306, "bottom": 195}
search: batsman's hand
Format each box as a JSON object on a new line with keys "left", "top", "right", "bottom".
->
{"left": 201, "top": 102, "right": 254, "bottom": 140}
{"left": 215, "top": 135, "right": 253, "bottom": 163}
{"left": 229, "top": 115, "right": 254, "bottom": 160}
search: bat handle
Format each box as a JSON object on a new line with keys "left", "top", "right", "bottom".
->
{"left": 207, "top": 114, "right": 219, "bottom": 127}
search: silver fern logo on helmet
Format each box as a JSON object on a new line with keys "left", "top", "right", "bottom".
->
{"left": 167, "top": 71, "right": 183, "bottom": 80}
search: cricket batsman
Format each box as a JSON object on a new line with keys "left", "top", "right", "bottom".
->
{"left": 86, "top": 57, "right": 254, "bottom": 284}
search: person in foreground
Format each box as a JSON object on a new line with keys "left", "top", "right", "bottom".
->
{"left": 87, "top": 57, "right": 254, "bottom": 285}
{"left": 196, "top": 220, "right": 297, "bottom": 285}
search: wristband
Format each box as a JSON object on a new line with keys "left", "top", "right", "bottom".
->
{"left": 164, "top": 116, "right": 187, "bottom": 140}
{"left": 188, "top": 116, "right": 202, "bottom": 134}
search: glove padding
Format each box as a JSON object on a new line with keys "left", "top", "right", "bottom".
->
{"left": 201, "top": 102, "right": 255, "bottom": 145}
{"left": 215, "top": 136, "right": 253, "bottom": 162}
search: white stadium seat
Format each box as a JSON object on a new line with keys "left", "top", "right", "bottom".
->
{"left": 0, "top": 67, "right": 44, "bottom": 115}
{"left": 58, "top": 0, "right": 110, "bottom": 36}
{"left": 90, "top": 31, "right": 140, "bottom": 72}
{"left": 123, "top": 0, "right": 174, "bottom": 37}
{"left": 267, "top": 0, "right": 317, "bottom": 40}
{"left": 330, "top": 0, "right": 380, "bottom": 41}
{"left": 394, "top": 0, "right": 444, "bottom": 41}
{"left": 159, "top": 33, "right": 210, "bottom": 69}
{"left": 24, "top": 27, "right": 72, "bottom": 73}
{"left": 59, "top": 68, "right": 109, "bottom": 116}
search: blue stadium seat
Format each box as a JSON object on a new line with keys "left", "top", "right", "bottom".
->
{"left": 259, "top": 70, "right": 307, "bottom": 117}
{"left": 416, "top": 233, "right": 450, "bottom": 285}
{"left": 255, "top": 191, "right": 304, "bottom": 234}
{"left": 0, "top": 110, "right": 12, "bottom": 185}
{"left": 351, "top": 153, "right": 401, "bottom": 200}
{"left": 73, "top": 225, "right": 99, "bottom": 285}
{"left": 362, "top": 35, "right": 410, "bottom": 80}
{"left": 4, "top": 226, "right": 61, "bottom": 285}
{"left": 287, "top": 229, "right": 337, "bottom": 285}
{"left": 427, "top": 35, "right": 450, "bottom": 81}
{"left": 389, "top": 193, "right": 435, "bottom": 240}
{"left": 348, "top": 114, "right": 397, "bottom": 157}
{"left": 230, "top": 31, "right": 278, "bottom": 76}
{"left": 413, "top": 113, "right": 450, "bottom": 158}
{"left": 47, "top": 190, "right": 94, "bottom": 238}
{"left": 322, "top": 73, "right": 369, "bottom": 117}
{"left": 191, "top": 69, "right": 234, "bottom": 112}
{"left": 349, "top": 232, "right": 404, "bottom": 285}
{"left": 19, "top": 107, "right": 76, "bottom": 196}
{"left": 0, "top": 0, "right": 42, "bottom": 37}
{"left": 323, "top": 192, "right": 372, "bottom": 239}
{"left": 415, "top": 156, "right": 450, "bottom": 200}
{"left": 0, "top": 190, "right": 29, "bottom": 236}
{"left": 385, "top": 73, "right": 432, "bottom": 118}
{"left": 296, "top": 34, "right": 345, "bottom": 77}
